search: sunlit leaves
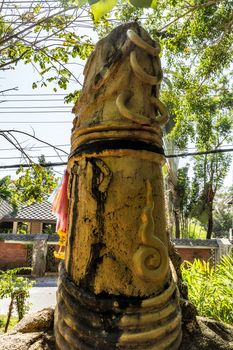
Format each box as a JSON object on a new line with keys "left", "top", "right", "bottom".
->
{"left": 0, "top": 176, "right": 13, "bottom": 202}
{"left": 88, "top": 0, "right": 158, "bottom": 19}
{"left": 13, "top": 156, "right": 58, "bottom": 206}
{"left": 213, "top": 187, "right": 233, "bottom": 237}
{"left": 89, "top": 0, "right": 117, "bottom": 20}
{"left": 0, "top": 158, "right": 57, "bottom": 214}
{"left": 129, "top": 0, "right": 152, "bottom": 8}
{"left": 64, "top": 89, "right": 81, "bottom": 104}
{"left": 0, "top": 268, "right": 34, "bottom": 328}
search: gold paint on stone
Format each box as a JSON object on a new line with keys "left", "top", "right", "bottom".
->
{"left": 71, "top": 129, "right": 163, "bottom": 150}
{"left": 120, "top": 301, "right": 178, "bottom": 327}
{"left": 56, "top": 22, "right": 182, "bottom": 350}
{"left": 132, "top": 180, "right": 169, "bottom": 286}
{"left": 119, "top": 313, "right": 181, "bottom": 343}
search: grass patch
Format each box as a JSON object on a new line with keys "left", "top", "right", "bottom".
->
{"left": 0, "top": 314, "right": 18, "bottom": 333}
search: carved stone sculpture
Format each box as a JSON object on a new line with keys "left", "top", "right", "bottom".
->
{"left": 55, "top": 22, "right": 182, "bottom": 349}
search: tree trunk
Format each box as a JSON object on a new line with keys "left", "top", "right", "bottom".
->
{"left": 55, "top": 23, "right": 182, "bottom": 350}
{"left": 5, "top": 294, "right": 14, "bottom": 333}
{"left": 206, "top": 201, "right": 213, "bottom": 239}
{"left": 206, "top": 184, "right": 214, "bottom": 239}
{"left": 174, "top": 209, "right": 181, "bottom": 238}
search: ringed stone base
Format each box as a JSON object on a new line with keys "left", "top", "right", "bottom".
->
{"left": 55, "top": 263, "right": 182, "bottom": 350}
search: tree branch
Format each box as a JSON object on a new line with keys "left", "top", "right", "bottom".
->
{"left": 0, "top": 6, "right": 77, "bottom": 47}
{"left": 0, "top": 49, "right": 30, "bottom": 69}
{"left": 158, "top": 0, "right": 222, "bottom": 32}
{"left": 0, "top": 87, "right": 18, "bottom": 94}
{"left": 0, "top": 129, "right": 69, "bottom": 155}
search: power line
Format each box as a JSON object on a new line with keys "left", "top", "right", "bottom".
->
{"left": 0, "top": 143, "right": 232, "bottom": 152}
{"left": 0, "top": 121, "right": 72, "bottom": 123}
{"left": 1, "top": 94, "right": 68, "bottom": 96}
{"left": 2, "top": 1, "right": 65, "bottom": 3}
{"left": 0, "top": 20, "right": 94, "bottom": 28}
{"left": 0, "top": 162, "right": 67, "bottom": 169}
{"left": 1, "top": 99, "right": 68, "bottom": 102}
{"left": 3, "top": 1, "right": 64, "bottom": 2}
{"left": 0, "top": 148, "right": 232, "bottom": 169}
{"left": 0, "top": 154, "right": 67, "bottom": 159}
{"left": 1, "top": 113, "right": 72, "bottom": 115}
{"left": 0, "top": 106, "right": 71, "bottom": 109}
{"left": 166, "top": 148, "right": 233, "bottom": 158}
{"left": 1, "top": 7, "right": 64, "bottom": 9}
{"left": 0, "top": 129, "right": 69, "bottom": 155}
{"left": 0, "top": 144, "right": 70, "bottom": 151}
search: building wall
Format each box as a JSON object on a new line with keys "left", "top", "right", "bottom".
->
{"left": 176, "top": 247, "right": 213, "bottom": 263}
{"left": 0, "top": 242, "right": 28, "bottom": 269}
{"left": 31, "top": 222, "right": 42, "bottom": 234}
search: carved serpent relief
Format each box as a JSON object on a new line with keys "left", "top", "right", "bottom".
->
{"left": 55, "top": 22, "right": 182, "bottom": 350}
{"left": 132, "top": 180, "right": 169, "bottom": 286}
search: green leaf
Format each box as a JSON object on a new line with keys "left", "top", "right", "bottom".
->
{"left": 150, "top": 0, "right": 158, "bottom": 8}
{"left": 129, "top": 0, "right": 152, "bottom": 8}
{"left": 77, "top": 0, "right": 88, "bottom": 4}
{"left": 89, "top": 0, "right": 116, "bottom": 20}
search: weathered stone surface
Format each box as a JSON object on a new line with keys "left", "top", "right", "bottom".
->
{"left": 0, "top": 331, "right": 55, "bottom": 350}
{"left": 66, "top": 22, "right": 170, "bottom": 299}
{"left": 180, "top": 317, "right": 233, "bottom": 350}
{"left": 0, "top": 308, "right": 232, "bottom": 349}
{"left": 55, "top": 22, "right": 182, "bottom": 350}
{"left": 0, "top": 309, "right": 55, "bottom": 350}
{"left": 12, "top": 308, "right": 54, "bottom": 334}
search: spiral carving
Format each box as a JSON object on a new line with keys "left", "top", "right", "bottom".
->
{"left": 133, "top": 180, "right": 169, "bottom": 285}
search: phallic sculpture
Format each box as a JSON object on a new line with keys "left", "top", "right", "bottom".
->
{"left": 55, "top": 22, "right": 182, "bottom": 349}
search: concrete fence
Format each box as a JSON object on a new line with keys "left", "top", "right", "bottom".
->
{"left": 0, "top": 233, "right": 59, "bottom": 277}
{"left": 0, "top": 234, "right": 232, "bottom": 276}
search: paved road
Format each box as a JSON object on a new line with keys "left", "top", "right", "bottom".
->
{"left": 0, "top": 276, "right": 58, "bottom": 316}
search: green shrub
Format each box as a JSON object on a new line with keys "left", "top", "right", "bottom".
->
{"left": 182, "top": 219, "right": 207, "bottom": 239}
{"left": 0, "top": 314, "right": 18, "bottom": 333}
{"left": 0, "top": 268, "right": 34, "bottom": 332}
{"left": 181, "top": 255, "right": 233, "bottom": 325}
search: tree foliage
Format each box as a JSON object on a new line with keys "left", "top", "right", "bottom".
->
{"left": 1, "top": 0, "right": 232, "bottom": 236}
{"left": 190, "top": 151, "right": 232, "bottom": 238}
{"left": 0, "top": 156, "right": 58, "bottom": 209}
{"left": 213, "top": 186, "right": 233, "bottom": 237}
{"left": 171, "top": 166, "right": 208, "bottom": 238}
{"left": 0, "top": 176, "right": 13, "bottom": 202}
{"left": 14, "top": 155, "right": 58, "bottom": 205}
{"left": 0, "top": 0, "right": 94, "bottom": 98}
